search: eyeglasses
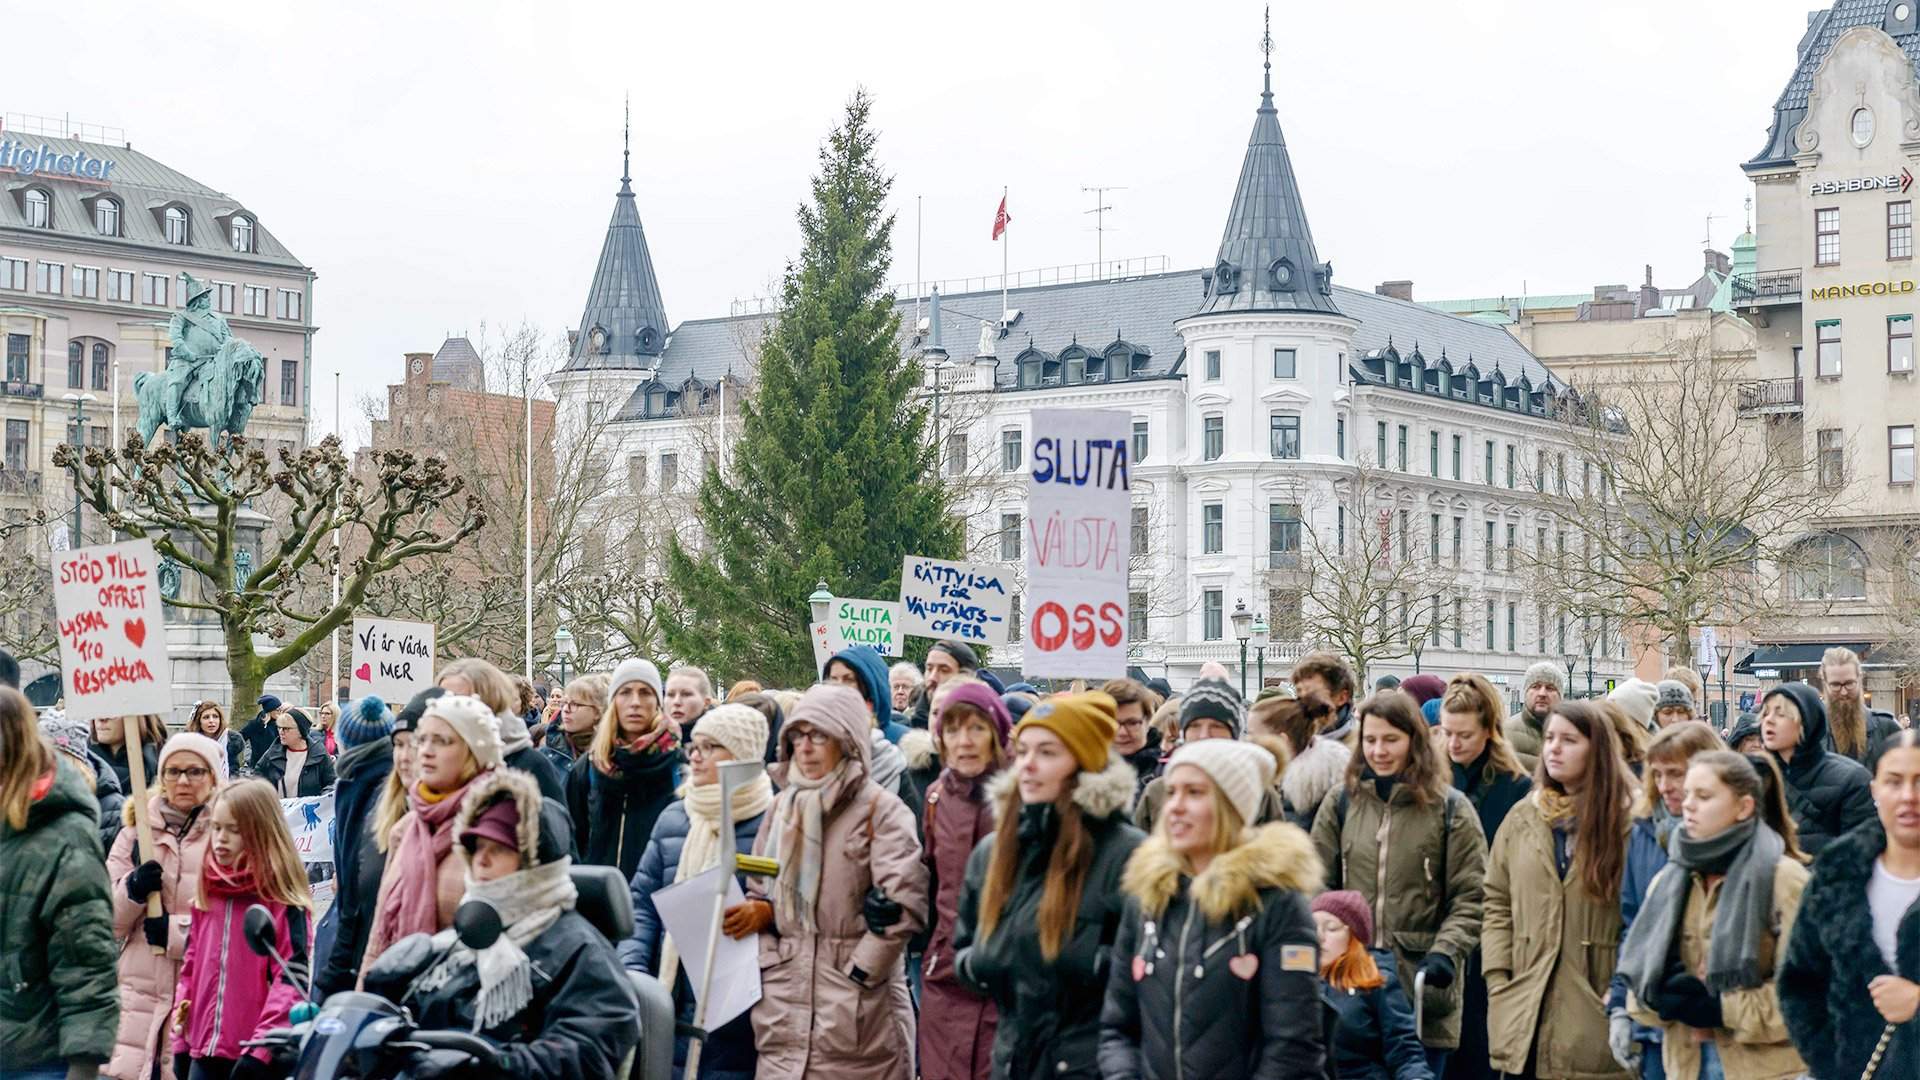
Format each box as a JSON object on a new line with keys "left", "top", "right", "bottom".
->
{"left": 687, "top": 738, "right": 727, "bottom": 758}
{"left": 1117, "top": 718, "right": 1147, "bottom": 731}
{"left": 787, "top": 728, "right": 833, "bottom": 747}
{"left": 162, "top": 766, "right": 212, "bottom": 782}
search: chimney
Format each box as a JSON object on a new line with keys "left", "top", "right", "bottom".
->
{"left": 1704, "top": 248, "right": 1730, "bottom": 275}
{"left": 1375, "top": 280, "right": 1414, "bottom": 301}
{"left": 1638, "top": 264, "right": 1660, "bottom": 315}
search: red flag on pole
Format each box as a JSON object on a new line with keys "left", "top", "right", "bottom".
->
{"left": 992, "top": 194, "right": 1011, "bottom": 240}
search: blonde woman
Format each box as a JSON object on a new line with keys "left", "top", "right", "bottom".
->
{"left": 439, "top": 657, "right": 564, "bottom": 800}
{"left": 565, "top": 659, "right": 683, "bottom": 878}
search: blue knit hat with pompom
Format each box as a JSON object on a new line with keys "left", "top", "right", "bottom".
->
{"left": 337, "top": 695, "right": 394, "bottom": 749}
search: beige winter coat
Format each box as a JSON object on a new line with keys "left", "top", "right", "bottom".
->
{"left": 103, "top": 796, "right": 210, "bottom": 1080}
{"left": 746, "top": 685, "right": 930, "bottom": 1080}
{"left": 1482, "top": 793, "right": 1632, "bottom": 1080}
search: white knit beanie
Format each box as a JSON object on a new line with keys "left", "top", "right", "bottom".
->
{"left": 1165, "top": 739, "right": 1278, "bottom": 828}
{"left": 159, "top": 731, "right": 229, "bottom": 785}
{"left": 692, "top": 704, "right": 770, "bottom": 767}
{"left": 420, "top": 693, "right": 506, "bottom": 770}
{"left": 609, "top": 658, "right": 664, "bottom": 702}
{"left": 1608, "top": 678, "right": 1660, "bottom": 732}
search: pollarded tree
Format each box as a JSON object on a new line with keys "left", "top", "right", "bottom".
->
{"left": 58, "top": 431, "right": 483, "bottom": 707}
{"left": 664, "top": 89, "right": 962, "bottom": 684}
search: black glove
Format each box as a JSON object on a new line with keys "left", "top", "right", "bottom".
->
{"left": 862, "top": 886, "right": 903, "bottom": 935}
{"left": 411, "top": 1049, "right": 485, "bottom": 1080}
{"left": 849, "top": 964, "right": 870, "bottom": 987}
{"left": 228, "top": 1055, "right": 274, "bottom": 1080}
{"left": 1654, "top": 973, "right": 1723, "bottom": 1030}
{"left": 143, "top": 912, "right": 170, "bottom": 949}
{"left": 126, "top": 860, "right": 164, "bottom": 903}
{"left": 1419, "top": 952, "right": 1457, "bottom": 990}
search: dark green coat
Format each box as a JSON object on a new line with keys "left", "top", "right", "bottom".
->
{"left": 0, "top": 755, "right": 120, "bottom": 1068}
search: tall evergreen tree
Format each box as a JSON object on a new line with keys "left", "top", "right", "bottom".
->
{"left": 664, "top": 90, "right": 960, "bottom": 685}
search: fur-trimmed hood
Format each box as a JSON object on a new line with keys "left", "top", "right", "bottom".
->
{"left": 899, "top": 727, "right": 938, "bottom": 771}
{"left": 1280, "top": 734, "right": 1350, "bottom": 820}
{"left": 984, "top": 751, "right": 1137, "bottom": 822}
{"left": 453, "top": 768, "right": 566, "bottom": 868}
{"left": 1119, "top": 821, "right": 1323, "bottom": 921}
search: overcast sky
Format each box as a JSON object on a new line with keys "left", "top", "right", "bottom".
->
{"left": 23, "top": 0, "right": 1818, "bottom": 440}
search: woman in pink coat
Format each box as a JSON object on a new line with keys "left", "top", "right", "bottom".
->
{"left": 727, "top": 683, "right": 930, "bottom": 1080}
{"left": 104, "top": 732, "right": 224, "bottom": 1080}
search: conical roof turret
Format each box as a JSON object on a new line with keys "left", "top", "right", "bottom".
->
{"left": 567, "top": 102, "right": 671, "bottom": 370}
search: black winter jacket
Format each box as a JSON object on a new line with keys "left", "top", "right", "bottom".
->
{"left": 1099, "top": 823, "right": 1328, "bottom": 1080}
{"left": 954, "top": 756, "right": 1143, "bottom": 1080}
{"left": 1765, "top": 683, "right": 1875, "bottom": 855}
{"left": 87, "top": 738, "right": 157, "bottom": 802}
{"left": 1323, "top": 950, "right": 1434, "bottom": 1080}
{"left": 565, "top": 744, "right": 681, "bottom": 879}
{"left": 506, "top": 742, "right": 567, "bottom": 803}
{"left": 83, "top": 748, "right": 127, "bottom": 855}
{"left": 315, "top": 738, "right": 392, "bottom": 997}
{"left": 1450, "top": 751, "right": 1531, "bottom": 849}
{"left": 1777, "top": 819, "right": 1920, "bottom": 1080}
{"left": 252, "top": 737, "right": 336, "bottom": 797}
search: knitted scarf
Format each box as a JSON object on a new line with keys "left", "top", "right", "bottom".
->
{"left": 410, "top": 859, "right": 577, "bottom": 1032}
{"left": 768, "top": 760, "right": 848, "bottom": 934}
{"left": 658, "top": 775, "right": 774, "bottom": 988}
{"left": 201, "top": 853, "right": 259, "bottom": 901}
{"left": 1620, "top": 816, "right": 1784, "bottom": 1000}
{"left": 597, "top": 723, "right": 678, "bottom": 778}
{"left": 374, "top": 775, "right": 480, "bottom": 948}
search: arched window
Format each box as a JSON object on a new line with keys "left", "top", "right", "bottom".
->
{"left": 1789, "top": 533, "right": 1867, "bottom": 600}
{"left": 94, "top": 197, "right": 120, "bottom": 236}
{"left": 91, "top": 342, "right": 110, "bottom": 390}
{"left": 67, "top": 341, "right": 84, "bottom": 387}
{"left": 23, "top": 188, "right": 50, "bottom": 228}
{"left": 1017, "top": 351, "right": 1044, "bottom": 388}
{"left": 164, "top": 206, "right": 189, "bottom": 245}
{"left": 1059, "top": 345, "right": 1088, "bottom": 384}
{"left": 230, "top": 215, "right": 254, "bottom": 252}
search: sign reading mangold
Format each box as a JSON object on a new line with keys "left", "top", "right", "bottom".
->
{"left": 1809, "top": 279, "right": 1918, "bottom": 300}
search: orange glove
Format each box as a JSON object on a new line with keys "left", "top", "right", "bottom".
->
{"left": 172, "top": 998, "right": 191, "bottom": 1034}
{"left": 722, "top": 899, "right": 774, "bottom": 940}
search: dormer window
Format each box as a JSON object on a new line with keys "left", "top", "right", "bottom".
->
{"left": 164, "top": 206, "right": 189, "bottom": 245}
{"left": 230, "top": 215, "right": 254, "bottom": 253}
{"left": 638, "top": 326, "right": 662, "bottom": 354}
{"left": 1086, "top": 352, "right": 1107, "bottom": 382}
{"left": 1269, "top": 258, "right": 1295, "bottom": 291}
{"left": 23, "top": 188, "right": 50, "bottom": 228}
{"left": 589, "top": 327, "right": 608, "bottom": 352}
{"left": 1213, "top": 260, "right": 1240, "bottom": 295}
{"left": 1060, "top": 345, "right": 1088, "bottom": 384}
{"left": 94, "top": 197, "right": 120, "bottom": 237}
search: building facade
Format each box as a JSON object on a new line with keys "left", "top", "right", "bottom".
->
{"left": 1739, "top": 1, "right": 1920, "bottom": 714}
{"left": 548, "top": 49, "right": 1634, "bottom": 695}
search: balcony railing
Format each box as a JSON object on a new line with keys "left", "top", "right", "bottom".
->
{"left": 0, "top": 379, "right": 43, "bottom": 399}
{"left": 1731, "top": 268, "right": 1801, "bottom": 306}
{"left": 1736, "top": 376, "right": 1804, "bottom": 413}
{"left": 0, "top": 470, "right": 41, "bottom": 496}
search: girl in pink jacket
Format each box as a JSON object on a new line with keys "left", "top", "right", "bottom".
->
{"left": 170, "top": 779, "right": 312, "bottom": 1080}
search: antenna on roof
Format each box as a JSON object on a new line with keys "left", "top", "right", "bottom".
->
{"left": 1260, "top": 6, "right": 1274, "bottom": 105}
{"left": 1082, "top": 185, "right": 1124, "bottom": 274}
{"left": 620, "top": 93, "right": 632, "bottom": 192}
{"left": 1703, "top": 211, "right": 1721, "bottom": 250}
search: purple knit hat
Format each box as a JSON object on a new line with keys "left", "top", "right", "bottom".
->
{"left": 1400, "top": 674, "right": 1447, "bottom": 707}
{"left": 1311, "top": 889, "right": 1375, "bottom": 945}
{"left": 933, "top": 680, "right": 1013, "bottom": 748}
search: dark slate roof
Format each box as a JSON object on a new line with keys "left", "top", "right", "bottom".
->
{"left": 431, "top": 335, "right": 485, "bottom": 393}
{"left": 0, "top": 132, "right": 306, "bottom": 268}
{"left": 1747, "top": 1, "right": 1920, "bottom": 169}
{"left": 607, "top": 268, "right": 1558, "bottom": 421}
{"left": 1195, "top": 57, "right": 1341, "bottom": 317}
{"left": 565, "top": 160, "right": 671, "bottom": 371}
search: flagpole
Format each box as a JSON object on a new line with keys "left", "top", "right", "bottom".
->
{"left": 1000, "top": 186, "right": 1008, "bottom": 325}
{"left": 524, "top": 348, "right": 534, "bottom": 683}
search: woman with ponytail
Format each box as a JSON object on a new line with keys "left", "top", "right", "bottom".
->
{"left": 1312, "top": 890, "right": 1433, "bottom": 1080}
{"left": 1617, "top": 752, "right": 1807, "bottom": 1080}
{"left": 952, "top": 691, "right": 1143, "bottom": 1080}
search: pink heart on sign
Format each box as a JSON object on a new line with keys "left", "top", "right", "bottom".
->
{"left": 354, "top": 663, "right": 372, "bottom": 682}
{"left": 123, "top": 619, "right": 146, "bottom": 647}
{"left": 1228, "top": 953, "right": 1259, "bottom": 980}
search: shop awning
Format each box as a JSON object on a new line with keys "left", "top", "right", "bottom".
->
{"left": 1733, "top": 642, "right": 1872, "bottom": 674}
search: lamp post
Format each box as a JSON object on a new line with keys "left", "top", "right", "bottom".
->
{"left": 61, "top": 392, "right": 95, "bottom": 544}
{"left": 1563, "top": 653, "right": 1581, "bottom": 700}
{"left": 554, "top": 626, "right": 576, "bottom": 687}
{"left": 1251, "top": 615, "right": 1270, "bottom": 692}
{"left": 1716, "top": 641, "right": 1736, "bottom": 728}
{"left": 808, "top": 579, "right": 834, "bottom": 641}
{"left": 1231, "top": 599, "right": 1253, "bottom": 699}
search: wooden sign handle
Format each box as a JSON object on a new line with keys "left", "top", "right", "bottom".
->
{"left": 121, "top": 715, "right": 166, "bottom": 956}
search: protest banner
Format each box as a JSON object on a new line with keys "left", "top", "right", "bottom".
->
{"left": 809, "top": 621, "right": 834, "bottom": 672}
{"left": 827, "top": 598, "right": 903, "bottom": 657}
{"left": 899, "top": 556, "right": 1012, "bottom": 647}
{"left": 351, "top": 617, "right": 436, "bottom": 702}
{"left": 52, "top": 537, "right": 172, "bottom": 724}
{"left": 1023, "top": 409, "right": 1131, "bottom": 679}
{"left": 281, "top": 793, "right": 335, "bottom": 866}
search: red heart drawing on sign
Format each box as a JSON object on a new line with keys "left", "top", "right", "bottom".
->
{"left": 124, "top": 619, "right": 146, "bottom": 647}
{"left": 355, "top": 663, "right": 372, "bottom": 682}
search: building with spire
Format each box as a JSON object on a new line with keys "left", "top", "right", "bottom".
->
{"left": 547, "top": 28, "right": 1631, "bottom": 694}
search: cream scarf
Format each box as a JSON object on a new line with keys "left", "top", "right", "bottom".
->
{"left": 658, "top": 776, "right": 774, "bottom": 988}
{"left": 768, "top": 760, "right": 847, "bottom": 935}
{"left": 409, "top": 858, "right": 578, "bottom": 1031}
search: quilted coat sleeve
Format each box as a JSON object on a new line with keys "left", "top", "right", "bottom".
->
{"left": 47, "top": 843, "right": 121, "bottom": 1063}
{"left": 1095, "top": 902, "right": 1145, "bottom": 1080}
{"left": 488, "top": 935, "right": 638, "bottom": 1080}
{"left": 620, "top": 814, "right": 675, "bottom": 973}
{"left": 848, "top": 788, "right": 930, "bottom": 980}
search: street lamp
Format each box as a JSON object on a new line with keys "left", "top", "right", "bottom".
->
{"left": 61, "top": 392, "right": 95, "bottom": 544}
{"left": 1231, "top": 599, "right": 1253, "bottom": 698}
{"left": 1250, "top": 615, "right": 1270, "bottom": 692}
{"left": 1716, "top": 640, "right": 1737, "bottom": 729}
{"left": 808, "top": 581, "right": 834, "bottom": 628}
{"left": 1563, "top": 653, "right": 1581, "bottom": 700}
{"left": 554, "top": 626, "right": 576, "bottom": 687}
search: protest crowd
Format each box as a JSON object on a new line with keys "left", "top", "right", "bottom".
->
{"left": 3, "top": 637, "right": 1919, "bottom": 1080}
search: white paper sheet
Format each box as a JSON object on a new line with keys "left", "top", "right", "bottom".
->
{"left": 650, "top": 864, "right": 762, "bottom": 1031}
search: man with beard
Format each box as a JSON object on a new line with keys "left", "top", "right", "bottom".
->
{"left": 1502, "top": 661, "right": 1564, "bottom": 771}
{"left": 910, "top": 639, "right": 978, "bottom": 729}
{"left": 1820, "top": 646, "right": 1901, "bottom": 765}
{"left": 1290, "top": 650, "right": 1358, "bottom": 742}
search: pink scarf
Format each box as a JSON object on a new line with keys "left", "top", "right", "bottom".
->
{"left": 374, "top": 775, "right": 479, "bottom": 947}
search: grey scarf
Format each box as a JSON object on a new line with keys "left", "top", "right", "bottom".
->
{"left": 1620, "top": 816, "right": 1784, "bottom": 1001}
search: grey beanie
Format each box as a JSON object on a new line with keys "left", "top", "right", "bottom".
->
{"left": 610, "top": 658, "right": 664, "bottom": 702}
{"left": 1523, "top": 661, "right": 1567, "bottom": 693}
{"left": 1655, "top": 679, "right": 1695, "bottom": 713}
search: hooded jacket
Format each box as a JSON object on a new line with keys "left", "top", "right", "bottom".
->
{"left": 1777, "top": 819, "right": 1920, "bottom": 1080}
{"left": 251, "top": 710, "right": 336, "bottom": 798}
{"left": 746, "top": 684, "right": 929, "bottom": 1080}
{"left": 828, "top": 645, "right": 911, "bottom": 744}
{"left": 315, "top": 736, "right": 393, "bottom": 997}
{"left": 0, "top": 755, "right": 119, "bottom": 1071}
{"left": 1764, "top": 682, "right": 1874, "bottom": 855}
{"left": 366, "top": 770, "right": 640, "bottom": 1080}
{"left": 1322, "top": 950, "right": 1434, "bottom": 1080}
{"left": 953, "top": 755, "right": 1143, "bottom": 1080}
{"left": 565, "top": 728, "right": 682, "bottom": 880}
{"left": 105, "top": 794, "right": 212, "bottom": 1080}
{"left": 1098, "top": 823, "right": 1328, "bottom": 1080}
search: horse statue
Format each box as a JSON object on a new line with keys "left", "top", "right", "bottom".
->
{"left": 134, "top": 273, "right": 265, "bottom": 446}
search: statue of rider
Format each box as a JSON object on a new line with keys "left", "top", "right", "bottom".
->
{"left": 164, "top": 274, "right": 233, "bottom": 423}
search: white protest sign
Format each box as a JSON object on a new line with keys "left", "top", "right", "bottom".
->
{"left": 1023, "top": 409, "right": 1131, "bottom": 679}
{"left": 652, "top": 864, "right": 762, "bottom": 1030}
{"left": 828, "top": 598, "right": 903, "bottom": 657}
{"left": 899, "top": 556, "right": 1013, "bottom": 647}
{"left": 351, "top": 617, "right": 436, "bottom": 703}
{"left": 281, "top": 793, "right": 335, "bottom": 865}
{"left": 52, "top": 537, "right": 172, "bottom": 723}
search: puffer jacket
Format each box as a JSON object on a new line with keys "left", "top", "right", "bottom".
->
{"left": 0, "top": 755, "right": 119, "bottom": 1072}
{"left": 104, "top": 794, "right": 212, "bottom": 1080}
{"left": 1623, "top": 854, "right": 1808, "bottom": 1080}
{"left": 1322, "top": 950, "right": 1434, "bottom": 1080}
{"left": 746, "top": 684, "right": 930, "bottom": 1080}
{"left": 565, "top": 737, "right": 681, "bottom": 879}
{"left": 1279, "top": 736, "right": 1349, "bottom": 831}
{"left": 1764, "top": 683, "right": 1874, "bottom": 855}
{"left": 170, "top": 878, "right": 309, "bottom": 1064}
{"left": 953, "top": 755, "right": 1143, "bottom": 1080}
{"left": 919, "top": 764, "right": 1001, "bottom": 1080}
{"left": 315, "top": 737, "right": 392, "bottom": 997}
{"left": 1482, "top": 792, "right": 1632, "bottom": 1080}
{"left": 1310, "top": 778, "right": 1487, "bottom": 1049}
{"left": 87, "top": 746, "right": 129, "bottom": 854}
{"left": 1449, "top": 751, "right": 1530, "bottom": 848}
{"left": 251, "top": 735, "right": 336, "bottom": 797}
{"left": 618, "top": 797, "right": 765, "bottom": 1080}
{"left": 1778, "top": 819, "right": 1920, "bottom": 1080}
{"left": 1098, "top": 823, "right": 1328, "bottom": 1080}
